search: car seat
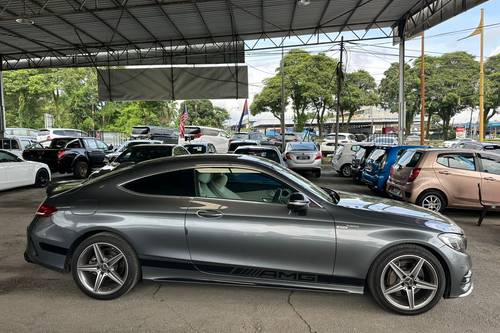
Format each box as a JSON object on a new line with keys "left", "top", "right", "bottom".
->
{"left": 209, "top": 174, "right": 241, "bottom": 200}
{"left": 197, "top": 173, "right": 218, "bottom": 198}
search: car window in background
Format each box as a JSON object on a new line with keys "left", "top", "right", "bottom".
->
{"left": 397, "top": 150, "right": 422, "bottom": 168}
{"left": 173, "top": 146, "right": 189, "bottom": 156}
{"left": 186, "top": 145, "right": 207, "bottom": 154}
{"left": 351, "top": 145, "right": 361, "bottom": 152}
{"left": 66, "top": 139, "right": 83, "bottom": 149}
{"left": 290, "top": 142, "right": 317, "bottom": 151}
{"left": 96, "top": 140, "right": 108, "bottom": 150}
{"left": 249, "top": 133, "right": 264, "bottom": 141}
{"left": 479, "top": 154, "right": 500, "bottom": 175}
{"left": 368, "top": 149, "right": 386, "bottom": 163}
{"left": 123, "top": 169, "right": 195, "bottom": 196}
{"left": 355, "top": 147, "right": 366, "bottom": 160}
{"left": 84, "top": 138, "right": 98, "bottom": 149}
{"left": 235, "top": 148, "right": 281, "bottom": 163}
{"left": 0, "top": 150, "right": 19, "bottom": 162}
{"left": 437, "top": 153, "right": 476, "bottom": 171}
{"left": 231, "top": 133, "right": 248, "bottom": 140}
{"left": 116, "top": 146, "right": 173, "bottom": 163}
{"left": 50, "top": 138, "right": 74, "bottom": 148}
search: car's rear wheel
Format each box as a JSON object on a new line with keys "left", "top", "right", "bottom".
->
{"left": 368, "top": 244, "right": 446, "bottom": 315}
{"left": 34, "top": 169, "right": 50, "bottom": 187}
{"left": 341, "top": 164, "right": 352, "bottom": 177}
{"left": 417, "top": 191, "right": 446, "bottom": 213}
{"left": 73, "top": 160, "right": 89, "bottom": 179}
{"left": 71, "top": 233, "right": 140, "bottom": 300}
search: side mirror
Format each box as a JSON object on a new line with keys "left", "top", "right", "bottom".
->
{"left": 287, "top": 192, "right": 309, "bottom": 214}
{"left": 108, "top": 144, "right": 114, "bottom": 151}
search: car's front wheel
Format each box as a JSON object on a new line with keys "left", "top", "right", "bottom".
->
{"left": 34, "top": 169, "right": 50, "bottom": 187}
{"left": 341, "top": 164, "right": 352, "bottom": 177}
{"left": 71, "top": 232, "right": 140, "bottom": 300}
{"left": 368, "top": 244, "right": 446, "bottom": 315}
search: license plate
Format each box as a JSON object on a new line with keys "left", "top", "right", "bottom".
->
{"left": 389, "top": 186, "right": 401, "bottom": 196}
{"left": 297, "top": 156, "right": 309, "bottom": 160}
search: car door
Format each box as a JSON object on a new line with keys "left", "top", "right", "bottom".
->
{"left": 185, "top": 166, "right": 335, "bottom": 281}
{"left": 83, "top": 138, "right": 105, "bottom": 166}
{"left": 434, "top": 152, "right": 481, "bottom": 207}
{"left": 478, "top": 153, "right": 500, "bottom": 205}
{"left": 0, "top": 151, "right": 32, "bottom": 189}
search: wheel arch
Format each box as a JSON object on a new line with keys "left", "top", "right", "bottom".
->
{"left": 416, "top": 188, "right": 449, "bottom": 208}
{"left": 365, "top": 241, "right": 452, "bottom": 298}
{"left": 64, "top": 228, "right": 139, "bottom": 272}
{"left": 71, "top": 155, "right": 89, "bottom": 168}
{"left": 33, "top": 165, "right": 51, "bottom": 184}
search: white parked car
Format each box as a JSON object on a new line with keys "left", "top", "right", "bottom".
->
{"left": 37, "top": 128, "right": 88, "bottom": 146}
{"left": 181, "top": 126, "right": 230, "bottom": 153}
{"left": 0, "top": 136, "right": 38, "bottom": 157}
{"left": 442, "top": 138, "right": 474, "bottom": 148}
{"left": 331, "top": 142, "right": 373, "bottom": 177}
{"left": 283, "top": 141, "right": 322, "bottom": 178}
{"left": 320, "top": 132, "right": 357, "bottom": 156}
{"left": 0, "top": 149, "right": 51, "bottom": 191}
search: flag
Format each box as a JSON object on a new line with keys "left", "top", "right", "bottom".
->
{"left": 237, "top": 99, "right": 249, "bottom": 132}
{"left": 179, "top": 103, "right": 189, "bottom": 139}
{"left": 458, "top": 13, "right": 483, "bottom": 41}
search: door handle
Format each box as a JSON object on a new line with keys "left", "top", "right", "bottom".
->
{"left": 196, "top": 210, "right": 223, "bottom": 219}
{"left": 484, "top": 177, "right": 496, "bottom": 181}
{"left": 438, "top": 171, "right": 450, "bottom": 175}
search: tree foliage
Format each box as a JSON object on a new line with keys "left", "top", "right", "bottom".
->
{"left": 180, "top": 99, "right": 229, "bottom": 128}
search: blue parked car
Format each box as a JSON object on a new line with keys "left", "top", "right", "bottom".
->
{"left": 361, "top": 145, "right": 430, "bottom": 192}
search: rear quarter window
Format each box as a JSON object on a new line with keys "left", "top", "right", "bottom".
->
{"left": 123, "top": 169, "right": 195, "bottom": 196}
{"left": 397, "top": 151, "right": 423, "bottom": 168}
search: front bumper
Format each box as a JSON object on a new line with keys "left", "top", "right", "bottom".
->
{"left": 440, "top": 244, "right": 473, "bottom": 298}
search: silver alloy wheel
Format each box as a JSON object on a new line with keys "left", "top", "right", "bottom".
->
{"left": 380, "top": 255, "right": 439, "bottom": 311}
{"left": 342, "top": 165, "right": 352, "bottom": 177}
{"left": 76, "top": 242, "right": 128, "bottom": 295}
{"left": 421, "top": 194, "right": 442, "bottom": 212}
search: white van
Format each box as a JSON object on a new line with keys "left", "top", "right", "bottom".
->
{"left": 181, "top": 126, "right": 230, "bottom": 153}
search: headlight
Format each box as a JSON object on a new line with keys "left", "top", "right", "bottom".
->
{"left": 439, "top": 233, "right": 467, "bottom": 252}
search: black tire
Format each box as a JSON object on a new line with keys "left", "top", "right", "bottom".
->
{"left": 416, "top": 190, "right": 446, "bottom": 213}
{"left": 34, "top": 169, "right": 50, "bottom": 188}
{"left": 71, "top": 232, "right": 141, "bottom": 300}
{"left": 73, "top": 160, "right": 89, "bottom": 179}
{"left": 313, "top": 170, "right": 321, "bottom": 178}
{"left": 341, "top": 164, "right": 352, "bottom": 177}
{"left": 367, "top": 244, "right": 446, "bottom": 315}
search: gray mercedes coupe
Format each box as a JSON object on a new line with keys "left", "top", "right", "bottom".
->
{"left": 25, "top": 154, "right": 472, "bottom": 315}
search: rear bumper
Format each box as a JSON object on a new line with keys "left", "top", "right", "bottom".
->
{"left": 286, "top": 159, "right": 322, "bottom": 171}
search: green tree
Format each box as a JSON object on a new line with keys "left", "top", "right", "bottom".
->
{"left": 485, "top": 53, "right": 500, "bottom": 126}
{"left": 340, "top": 70, "right": 378, "bottom": 129}
{"left": 180, "top": 100, "right": 229, "bottom": 128}
{"left": 251, "top": 76, "right": 285, "bottom": 126}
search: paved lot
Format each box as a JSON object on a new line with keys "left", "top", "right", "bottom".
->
{"left": 1, "top": 169, "right": 499, "bottom": 332}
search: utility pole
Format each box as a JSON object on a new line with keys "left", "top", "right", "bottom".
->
{"left": 0, "top": 57, "right": 5, "bottom": 139}
{"left": 280, "top": 44, "right": 286, "bottom": 151}
{"left": 479, "top": 8, "right": 485, "bottom": 142}
{"left": 419, "top": 32, "right": 426, "bottom": 145}
{"left": 398, "top": 33, "right": 406, "bottom": 144}
{"left": 334, "top": 37, "right": 344, "bottom": 154}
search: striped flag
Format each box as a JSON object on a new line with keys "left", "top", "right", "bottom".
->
{"left": 237, "top": 99, "right": 249, "bottom": 132}
{"left": 179, "top": 103, "right": 189, "bottom": 138}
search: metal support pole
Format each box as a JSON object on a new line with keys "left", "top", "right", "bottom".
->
{"left": 420, "top": 32, "right": 425, "bottom": 145}
{"left": 0, "top": 59, "right": 6, "bottom": 139}
{"left": 479, "top": 8, "right": 485, "bottom": 142}
{"left": 334, "top": 37, "right": 344, "bottom": 154}
{"left": 280, "top": 45, "right": 286, "bottom": 151}
{"left": 398, "top": 35, "right": 406, "bottom": 144}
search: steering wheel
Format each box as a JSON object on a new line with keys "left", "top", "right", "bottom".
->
{"left": 272, "top": 188, "right": 292, "bottom": 204}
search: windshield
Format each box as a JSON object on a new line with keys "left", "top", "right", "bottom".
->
{"left": 116, "top": 146, "right": 173, "bottom": 163}
{"left": 290, "top": 142, "right": 317, "bottom": 151}
{"left": 368, "top": 148, "right": 387, "bottom": 162}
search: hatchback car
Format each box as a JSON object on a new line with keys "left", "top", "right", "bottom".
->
{"left": 386, "top": 149, "right": 500, "bottom": 212}
{"left": 351, "top": 145, "right": 377, "bottom": 183}
{"left": 320, "top": 132, "right": 357, "bottom": 156}
{"left": 284, "top": 142, "right": 322, "bottom": 177}
{"left": 182, "top": 126, "right": 230, "bottom": 153}
{"left": 26, "top": 154, "right": 473, "bottom": 315}
{"left": 332, "top": 143, "right": 373, "bottom": 177}
{"left": 361, "top": 145, "right": 429, "bottom": 192}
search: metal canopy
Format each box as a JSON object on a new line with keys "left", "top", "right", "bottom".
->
{"left": 0, "top": 0, "right": 487, "bottom": 70}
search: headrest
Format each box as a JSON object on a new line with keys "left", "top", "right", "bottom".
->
{"left": 211, "top": 174, "right": 228, "bottom": 188}
{"left": 198, "top": 173, "right": 212, "bottom": 184}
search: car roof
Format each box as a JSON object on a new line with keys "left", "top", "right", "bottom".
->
{"left": 129, "top": 144, "right": 177, "bottom": 148}
{"left": 234, "top": 145, "right": 278, "bottom": 151}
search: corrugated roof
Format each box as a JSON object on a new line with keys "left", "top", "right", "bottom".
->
{"left": 0, "top": 0, "right": 487, "bottom": 69}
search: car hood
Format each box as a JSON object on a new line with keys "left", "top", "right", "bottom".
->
{"left": 336, "top": 191, "right": 463, "bottom": 233}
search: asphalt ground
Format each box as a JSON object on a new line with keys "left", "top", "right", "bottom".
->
{"left": 1, "top": 169, "right": 499, "bottom": 332}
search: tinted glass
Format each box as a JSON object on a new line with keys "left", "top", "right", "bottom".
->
{"left": 96, "top": 140, "right": 108, "bottom": 150}
{"left": 124, "top": 169, "right": 195, "bottom": 196}
{"left": 195, "top": 168, "right": 293, "bottom": 204}
{"left": 1, "top": 139, "right": 11, "bottom": 149}
{"left": 132, "top": 127, "right": 149, "bottom": 135}
{"left": 11, "top": 140, "right": 19, "bottom": 150}
{"left": 231, "top": 133, "right": 248, "bottom": 140}
{"left": 116, "top": 146, "right": 173, "bottom": 163}
{"left": 235, "top": 148, "right": 281, "bottom": 163}
{"left": 229, "top": 141, "right": 258, "bottom": 151}
{"left": 50, "top": 138, "right": 74, "bottom": 148}
{"left": 397, "top": 150, "right": 423, "bottom": 168}
{"left": 350, "top": 145, "right": 361, "bottom": 152}
{"left": 66, "top": 139, "right": 83, "bottom": 148}
{"left": 437, "top": 153, "right": 476, "bottom": 171}
{"left": 368, "top": 149, "right": 386, "bottom": 162}
{"left": 479, "top": 154, "right": 500, "bottom": 175}
{"left": 0, "top": 151, "right": 18, "bottom": 162}
{"left": 84, "top": 138, "right": 98, "bottom": 149}
{"left": 290, "top": 142, "right": 317, "bottom": 151}
{"left": 173, "top": 146, "right": 189, "bottom": 156}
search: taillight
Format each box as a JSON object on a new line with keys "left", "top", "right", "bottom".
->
{"left": 36, "top": 204, "right": 57, "bottom": 217}
{"left": 285, "top": 153, "right": 292, "bottom": 160}
{"left": 57, "top": 150, "right": 65, "bottom": 159}
{"left": 408, "top": 168, "right": 421, "bottom": 182}
{"left": 315, "top": 152, "right": 322, "bottom": 160}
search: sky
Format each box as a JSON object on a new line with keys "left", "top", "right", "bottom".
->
{"left": 214, "top": 0, "right": 500, "bottom": 126}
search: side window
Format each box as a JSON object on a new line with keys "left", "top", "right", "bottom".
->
{"left": 195, "top": 167, "right": 294, "bottom": 204}
{"left": 11, "top": 140, "right": 20, "bottom": 150}
{"left": 66, "top": 139, "right": 83, "bottom": 148}
{"left": 123, "top": 169, "right": 195, "bottom": 196}
{"left": 0, "top": 151, "right": 18, "bottom": 162}
{"left": 84, "top": 138, "right": 98, "bottom": 149}
{"left": 96, "top": 140, "right": 108, "bottom": 150}
{"left": 1, "top": 139, "right": 11, "bottom": 149}
{"left": 437, "top": 154, "right": 476, "bottom": 171}
{"left": 479, "top": 155, "right": 500, "bottom": 175}
{"left": 351, "top": 145, "right": 360, "bottom": 152}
